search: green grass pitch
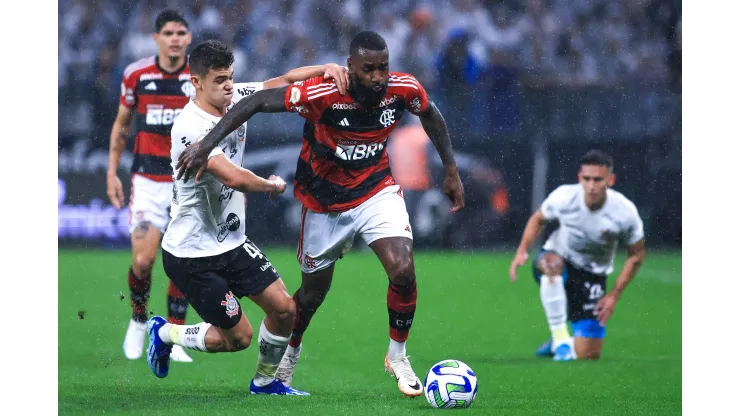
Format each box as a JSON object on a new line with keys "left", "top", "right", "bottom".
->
{"left": 59, "top": 248, "right": 681, "bottom": 415}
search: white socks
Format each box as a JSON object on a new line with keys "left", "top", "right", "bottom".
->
{"left": 253, "top": 319, "right": 290, "bottom": 387}
{"left": 388, "top": 339, "right": 407, "bottom": 358}
{"left": 159, "top": 322, "right": 211, "bottom": 352}
{"left": 540, "top": 275, "right": 570, "bottom": 345}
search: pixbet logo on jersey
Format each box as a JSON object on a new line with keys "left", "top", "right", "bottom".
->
{"left": 334, "top": 139, "right": 387, "bottom": 161}
{"left": 146, "top": 105, "right": 182, "bottom": 125}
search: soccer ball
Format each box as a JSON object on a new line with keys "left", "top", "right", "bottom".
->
{"left": 423, "top": 359, "right": 478, "bottom": 409}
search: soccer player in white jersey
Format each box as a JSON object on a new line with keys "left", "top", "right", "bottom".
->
{"left": 145, "top": 40, "right": 347, "bottom": 395}
{"left": 509, "top": 150, "right": 646, "bottom": 361}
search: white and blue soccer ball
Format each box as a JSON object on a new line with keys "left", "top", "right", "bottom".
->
{"left": 423, "top": 359, "right": 478, "bottom": 409}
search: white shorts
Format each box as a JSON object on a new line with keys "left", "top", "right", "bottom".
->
{"left": 296, "top": 185, "right": 413, "bottom": 273}
{"left": 129, "top": 174, "right": 173, "bottom": 234}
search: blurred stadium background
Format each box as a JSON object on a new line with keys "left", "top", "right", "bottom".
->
{"left": 58, "top": 0, "right": 681, "bottom": 250}
{"left": 58, "top": 1, "right": 681, "bottom": 413}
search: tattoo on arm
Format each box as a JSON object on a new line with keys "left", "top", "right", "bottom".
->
{"left": 419, "top": 102, "right": 456, "bottom": 167}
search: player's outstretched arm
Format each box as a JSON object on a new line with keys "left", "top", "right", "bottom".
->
{"left": 595, "top": 238, "right": 646, "bottom": 325}
{"left": 263, "top": 63, "right": 348, "bottom": 95}
{"left": 206, "top": 154, "right": 286, "bottom": 197}
{"left": 106, "top": 104, "right": 135, "bottom": 209}
{"left": 509, "top": 209, "right": 549, "bottom": 282}
{"left": 418, "top": 102, "right": 465, "bottom": 212}
{"left": 176, "top": 87, "right": 289, "bottom": 183}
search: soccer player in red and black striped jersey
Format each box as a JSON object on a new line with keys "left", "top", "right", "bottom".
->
{"left": 175, "top": 31, "right": 466, "bottom": 397}
{"left": 107, "top": 9, "right": 196, "bottom": 364}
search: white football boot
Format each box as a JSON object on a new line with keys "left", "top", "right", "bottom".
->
{"left": 385, "top": 354, "right": 423, "bottom": 397}
{"left": 123, "top": 319, "right": 147, "bottom": 360}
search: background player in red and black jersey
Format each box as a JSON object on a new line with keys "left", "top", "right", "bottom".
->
{"left": 176, "top": 31, "right": 465, "bottom": 397}
{"left": 106, "top": 9, "right": 196, "bottom": 364}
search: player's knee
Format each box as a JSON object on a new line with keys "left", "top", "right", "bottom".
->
{"left": 579, "top": 350, "right": 602, "bottom": 360}
{"left": 388, "top": 259, "right": 415, "bottom": 286}
{"left": 230, "top": 327, "right": 253, "bottom": 352}
{"left": 272, "top": 298, "right": 296, "bottom": 326}
{"left": 538, "top": 253, "right": 565, "bottom": 276}
{"left": 133, "top": 253, "right": 155, "bottom": 276}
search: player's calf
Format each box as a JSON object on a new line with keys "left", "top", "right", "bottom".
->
{"left": 157, "top": 313, "right": 253, "bottom": 353}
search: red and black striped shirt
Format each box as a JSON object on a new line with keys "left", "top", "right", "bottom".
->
{"left": 120, "top": 56, "right": 192, "bottom": 182}
{"left": 283, "top": 73, "right": 430, "bottom": 212}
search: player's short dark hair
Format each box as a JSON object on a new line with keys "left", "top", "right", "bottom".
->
{"left": 349, "top": 31, "right": 388, "bottom": 56}
{"left": 580, "top": 149, "right": 614, "bottom": 171}
{"left": 189, "top": 40, "right": 235, "bottom": 77}
{"left": 155, "top": 9, "right": 189, "bottom": 32}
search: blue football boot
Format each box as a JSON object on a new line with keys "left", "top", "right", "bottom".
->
{"left": 146, "top": 316, "right": 172, "bottom": 378}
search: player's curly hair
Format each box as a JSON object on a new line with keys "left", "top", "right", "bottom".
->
{"left": 580, "top": 149, "right": 614, "bottom": 171}
{"left": 349, "top": 31, "right": 388, "bottom": 56}
{"left": 189, "top": 40, "right": 235, "bottom": 77}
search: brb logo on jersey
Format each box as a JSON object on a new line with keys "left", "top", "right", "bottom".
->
{"left": 334, "top": 139, "right": 387, "bottom": 161}
{"left": 146, "top": 105, "right": 182, "bottom": 126}
{"left": 379, "top": 108, "right": 396, "bottom": 127}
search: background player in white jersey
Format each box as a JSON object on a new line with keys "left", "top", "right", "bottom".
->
{"left": 509, "top": 150, "right": 646, "bottom": 361}
{"left": 146, "top": 40, "right": 347, "bottom": 395}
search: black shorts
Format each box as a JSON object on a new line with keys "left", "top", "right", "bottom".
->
{"left": 533, "top": 251, "right": 607, "bottom": 323}
{"left": 162, "top": 239, "right": 280, "bottom": 329}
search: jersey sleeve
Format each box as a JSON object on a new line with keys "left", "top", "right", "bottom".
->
{"left": 539, "top": 185, "right": 573, "bottom": 221}
{"left": 232, "top": 82, "right": 265, "bottom": 104}
{"left": 119, "top": 65, "right": 138, "bottom": 108}
{"left": 622, "top": 204, "right": 645, "bottom": 246}
{"left": 393, "top": 73, "right": 430, "bottom": 116}
{"left": 283, "top": 76, "right": 331, "bottom": 122}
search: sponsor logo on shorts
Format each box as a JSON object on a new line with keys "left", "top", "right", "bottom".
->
{"left": 302, "top": 254, "right": 317, "bottom": 270}
{"left": 221, "top": 291, "right": 240, "bottom": 317}
{"left": 217, "top": 213, "right": 241, "bottom": 242}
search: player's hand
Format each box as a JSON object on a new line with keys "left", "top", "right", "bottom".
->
{"left": 509, "top": 250, "right": 528, "bottom": 282}
{"left": 323, "top": 63, "right": 349, "bottom": 95}
{"left": 595, "top": 292, "right": 618, "bottom": 326}
{"left": 106, "top": 173, "right": 125, "bottom": 209}
{"left": 268, "top": 175, "right": 287, "bottom": 199}
{"left": 176, "top": 142, "right": 209, "bottom": 183}
{"left": 443, "top": 166, "right": 465, "bottom": 212}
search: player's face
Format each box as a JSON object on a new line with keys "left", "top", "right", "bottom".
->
{"left": 347, "top": 49, "right": 389, "bottom": 106}
{"left": 154, "top": 22, "right": 191, "bottom": 59}
{"left": 578, "top": 164, "right": 615, "bottom": 208}
{"left": 193, "top": 67, "right": 234, "bottom": 109}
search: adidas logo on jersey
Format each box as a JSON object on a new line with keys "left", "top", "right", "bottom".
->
{"left": 144, "top": 82, "right": 157, "bottom": 91}
{"left": 338, "top": 118, "right": 350, "bottom": 127}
